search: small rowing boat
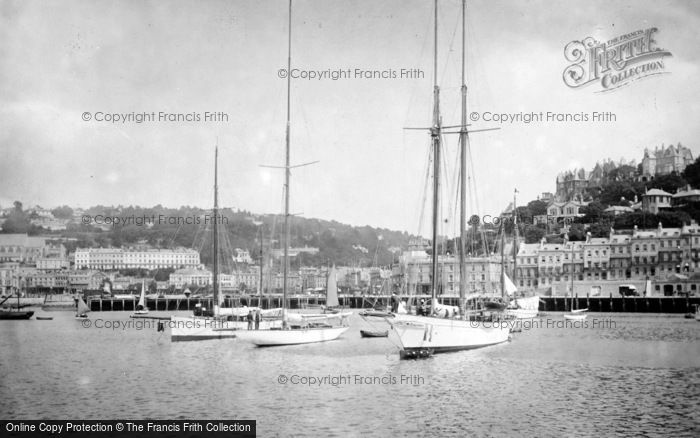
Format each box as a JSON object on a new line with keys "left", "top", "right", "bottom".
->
{"left": 360, "top": 329, "right": 388, "bottom": 338}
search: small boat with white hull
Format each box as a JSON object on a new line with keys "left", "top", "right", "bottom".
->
{"left": 131, "top": 280, "right": 150, "bottom": 316}
{"left": 564, "top": 308, "right": 588, "bottom": 321}
{"left": 75, "top": 296, "right": 89, "bottom": 319}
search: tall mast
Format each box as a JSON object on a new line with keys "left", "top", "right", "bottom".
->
{"left": 213, "top": 146, "right": 219, "bottom": 316}
{"left": 259, "top": 225, "right": 264, "bottom": 303}
{"left": 500, "top": 223, "right": 505, "bottom": 298}
{"left": 570, "top": 240, "right": 574, "bottom": 311}
{"left": 430, "top": 0, "right": 441, "bottom": 305}
{"left": 458, "top": 0, "right": 468, "bottom": 313}
{"left": 512, "top": 189, "right": 518, "bottom": 288}
{"left": 283, "top": 0, "right": 292, "bottom": 314}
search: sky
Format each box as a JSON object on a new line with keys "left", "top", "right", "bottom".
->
{"left": 1, "top": 0, "right": 699, "bottom": 236}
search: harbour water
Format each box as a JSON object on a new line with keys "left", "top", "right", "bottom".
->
{"left": 1, "top": 311, "right": 699, "bottom": 437}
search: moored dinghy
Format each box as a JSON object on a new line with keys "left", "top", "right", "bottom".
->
{"left": 360, "top": 329, "right": 388, "bottom": 338}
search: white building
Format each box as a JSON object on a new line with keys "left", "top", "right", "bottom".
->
{"left": 74, "top": 248, "right": 200, "bottom": 270}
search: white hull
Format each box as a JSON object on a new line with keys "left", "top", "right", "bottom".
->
{"left": 563, "top": 313, "right": 587, "bottom": 321}
{"left": 505, "top": 308, "right": 538, "bottom": 319}
{"left": 292, "top": 311, "right": 353, "bottom": 322}
{"left": 235, "top": 326, "right": 350, "bottom": 346}
{"left": 390, "top": 314, "right": 510, "bottom": 357}
{"left": 509, "top": 295, "right": 540, "bottom": 311}
{"left": 170, "top": 316, "right": 283, "bottom": 341}
{"left": 132, "top": 310, "right": 149, "bottom": 315}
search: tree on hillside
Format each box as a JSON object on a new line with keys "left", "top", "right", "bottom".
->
{"left": 523, "top": 224, "right": 546, "bottom": 243}
{"left": 527, "top": 200, "right": 548, "bottom": 217}
{"left": 51, "top": 205, "right": 74, "bottom": 219}
{"left": 683, "top": 157, "right": 700, "bottom": 188}
{"left": 578, "top": 201, "right": 605, "bottom": 223}
{"left": 614, "top": 211, "right": 690, "bottom": 229}
{"left": 589, "top": 218, "right": 614, "bottom": 238}
{"left": 599, "top": 181, "right": 640, "bottom": 206}
{"left": 1, "top": 200, "right": 30, "bottom": 233}
{"left": 608, "top": 164, "right": 637, "bottom": 182}
{"left": 648, "top": 173, "right": 687, "bottom": 194}
{"left": 567, "top": 223, "right": 586, "bottom": 241}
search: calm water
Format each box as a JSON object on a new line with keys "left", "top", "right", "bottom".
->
{"left": 1, "top": 311, "right": 699, "bottom": 437}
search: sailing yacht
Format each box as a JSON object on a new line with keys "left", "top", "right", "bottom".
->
{"left": 235, "top": 0, "right": 349, "bottom": 347}
{"left": 171, "top": 148, "right": 283, "bottom": 342}
{"left": 132, "top": 280, "right": 149, "bottom": 316}
{"left": 0, "top": 291, "right": 34, "bottom": 320}
{"left": 75, "top": 295, "right": 89, "bottom": 319}
{"left": 386, "top": 0, "right": 510, "bottom": 358}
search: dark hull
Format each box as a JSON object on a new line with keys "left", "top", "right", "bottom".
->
{"left": 400, "top": 340, "right": 507, "bottom": 359}
{"left": 0, "top": 311, "right": 34, "bottom": 320}
{"left": 483, "top": 301, "right": 507, "bottom": 310}
{"left": 360, "top": 330, "right": 388, "bottom": 338}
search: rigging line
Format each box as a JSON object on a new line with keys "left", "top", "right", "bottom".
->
{"left": 167, "top": 218, "right": 183, "bottom": 249}
{"left": 417, "top": 143, "right": 432, "bottom": 237}
{"left": 402, "top": 3, "right": 433, "bottom": 133}
{"left": 451, "top": 134, "right": 461, "bottom": 239}
{"left": 440, "top": 133, "right": 452, "bottom": 245}
{"left": 467, "top": 138, "right": 489, "bottom": 257}
{"left": 438, "top": 2, "right": 459, "bottom": 91}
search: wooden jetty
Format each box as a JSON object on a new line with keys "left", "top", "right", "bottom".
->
{"left": 86, "top": 294, "right": 700, "bottom": 314}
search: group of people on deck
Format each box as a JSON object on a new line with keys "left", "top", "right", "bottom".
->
{"left": 391, "top": 292, "right": 458, "bottom": 318}
{"left": 246, "top": 309, "right": 262, "bottom": 330}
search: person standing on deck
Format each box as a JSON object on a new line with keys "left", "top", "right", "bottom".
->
{"left": 254, "top": 309, "right": 261, "bottom": 330}
{"left": 391, "top": 292, "right": 399, "bottom": 313}
{"left": 247, "top": 310, "right": 254, "bottom": 330}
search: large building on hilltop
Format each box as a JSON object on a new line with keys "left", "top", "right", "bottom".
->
{"left": 553, "top": 143, "right": 694, "bottom": 202}
{"left": 641, "top": 143, "right": 694, "bottom": 179}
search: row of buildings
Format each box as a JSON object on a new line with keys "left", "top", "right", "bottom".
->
{"left": 0, "top": 233, "right": 387, "bottom": 296}
{"left": 392, "top": 222, "right": 700, "bottom": 298}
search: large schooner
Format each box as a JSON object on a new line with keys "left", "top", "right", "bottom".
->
{"left": 386, "top": 0, "right": 511, "bottom": 358}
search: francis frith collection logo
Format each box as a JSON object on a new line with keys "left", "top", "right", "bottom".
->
{"left": 563, "top": 27, "right": 672, "bottom": 92}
